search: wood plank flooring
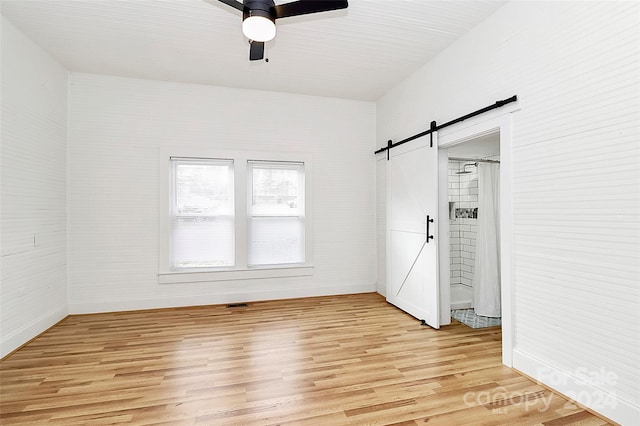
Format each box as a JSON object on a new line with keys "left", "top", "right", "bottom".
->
{"left": 0, "top": 293, "right": 610, "bottom": 425}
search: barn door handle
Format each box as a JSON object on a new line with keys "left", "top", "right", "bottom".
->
{"left": 426, "top": 215, "right": 434, "bottom": 243}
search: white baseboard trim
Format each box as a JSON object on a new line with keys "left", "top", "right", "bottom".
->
{"left": 513, "top": 349, "right": 639, "bottom": 425}
{"left": 1, "top": 306, "right": 68, "bottom": 359}
{"left": 68, "top": 283, "right": 375, "bottom": 314}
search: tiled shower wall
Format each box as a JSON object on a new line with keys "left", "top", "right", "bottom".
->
{"left": 448, "top": 161, "right": 478, "bottom": 288}
{"left": 448, "top": 154, "right": 500, "bottom": 289}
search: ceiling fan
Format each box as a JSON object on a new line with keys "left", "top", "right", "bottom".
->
{"left": 216, "top": 0, "right": 348, "bottom": 61}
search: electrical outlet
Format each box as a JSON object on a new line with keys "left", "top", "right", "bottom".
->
{"left": 33, "top": 233, "right": 40, "bottom": 247}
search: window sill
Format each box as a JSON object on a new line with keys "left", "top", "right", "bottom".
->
{"left": 158, "top": 265, "right": 314, "bottom": 284}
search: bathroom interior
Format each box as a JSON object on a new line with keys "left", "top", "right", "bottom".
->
{"left": 447, "top": 134, "right": 502, "bottom": 328}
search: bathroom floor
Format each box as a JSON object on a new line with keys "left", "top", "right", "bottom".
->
{"left": 451, "top": 308, "right": 501, "bottom": 328}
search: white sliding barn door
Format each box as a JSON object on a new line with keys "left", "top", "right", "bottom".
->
{"left": 386, "top": 134, "right": 440, "bottom": 328}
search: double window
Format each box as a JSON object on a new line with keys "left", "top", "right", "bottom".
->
{"left": 159, "top": 150, "right": 311, "bottom": 281}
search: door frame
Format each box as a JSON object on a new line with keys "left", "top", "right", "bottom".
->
{"left": 437, "top": 111, "right": 515, "bottom": 367}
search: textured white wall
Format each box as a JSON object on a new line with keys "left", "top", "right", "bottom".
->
{"left": 1, "top": 16, "right": 68, "bottom": 358}
{"left": 376, "top": 2, "right": 639, "bottom": 424}
{"left": 67, "top": 74, "right": 376, "bottom": 313}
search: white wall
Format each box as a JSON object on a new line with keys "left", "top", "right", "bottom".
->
{"left": 0, "top": 16, "right": 68, "bottom": 358}
{"left": 67, "top": 73, "right": 376, "bottom": 313}
{"left": 376, "top": 2, "right": 639, "bottom": 424}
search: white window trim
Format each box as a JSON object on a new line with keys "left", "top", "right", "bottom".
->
{"left": 158, "top": 147, "right": 314, "bottom": 284}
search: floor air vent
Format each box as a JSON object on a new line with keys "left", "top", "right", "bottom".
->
{"left": 226, "top": 303, "right": 248, "bottom": 308}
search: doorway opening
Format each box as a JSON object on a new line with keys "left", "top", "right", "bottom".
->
{"left": 447, "top": 134, "right": 501, "bottom": 328}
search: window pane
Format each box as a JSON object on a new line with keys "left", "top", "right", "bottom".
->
{"left": 248, "top": 161, "right": 305, "bottom": 266}
{"left": 171, "top": 159, "right": 234, "bottom": 269}
{"left": 249, "top": 217, "right": 304, "bottom": 266}
{"left": 172, "top": 217, "right": 234, "bottom": 268}
{"left": 251, "top": 164, "right": 303, "bottom": 216}
{"left": 175, "top": 161, "right": 233, "bottom": 216}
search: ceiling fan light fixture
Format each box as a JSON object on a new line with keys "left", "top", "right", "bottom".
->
{"left": 215, "top": 0, "right": 348, "bottom": 60}
{"left": 242, "top": 15, "right": 276, "bottom": 42}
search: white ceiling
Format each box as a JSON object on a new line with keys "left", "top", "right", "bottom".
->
{"left": 1, "top": 0, "right": 506, "bottom": 101}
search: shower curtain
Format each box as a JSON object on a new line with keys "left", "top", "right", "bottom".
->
{"left": 473, "top": 163, "right": 501, "bottom": 317}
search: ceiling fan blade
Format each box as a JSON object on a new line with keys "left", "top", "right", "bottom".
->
{"left": 249, "top": 41, "right": 265, "bottom": 61}
{"left": 217, "top": 0, "right": 244, "bottom": 12}
{"left": 274, "top": 0, "right": 348, "bottom": 19}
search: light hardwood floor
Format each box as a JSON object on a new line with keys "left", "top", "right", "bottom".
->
{"left": 1, "top": 293, "right": 610, "bottom": 425}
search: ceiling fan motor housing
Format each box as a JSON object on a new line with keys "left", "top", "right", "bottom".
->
{"left": 242, "top": 0, "right": 276, "bottom": 22}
